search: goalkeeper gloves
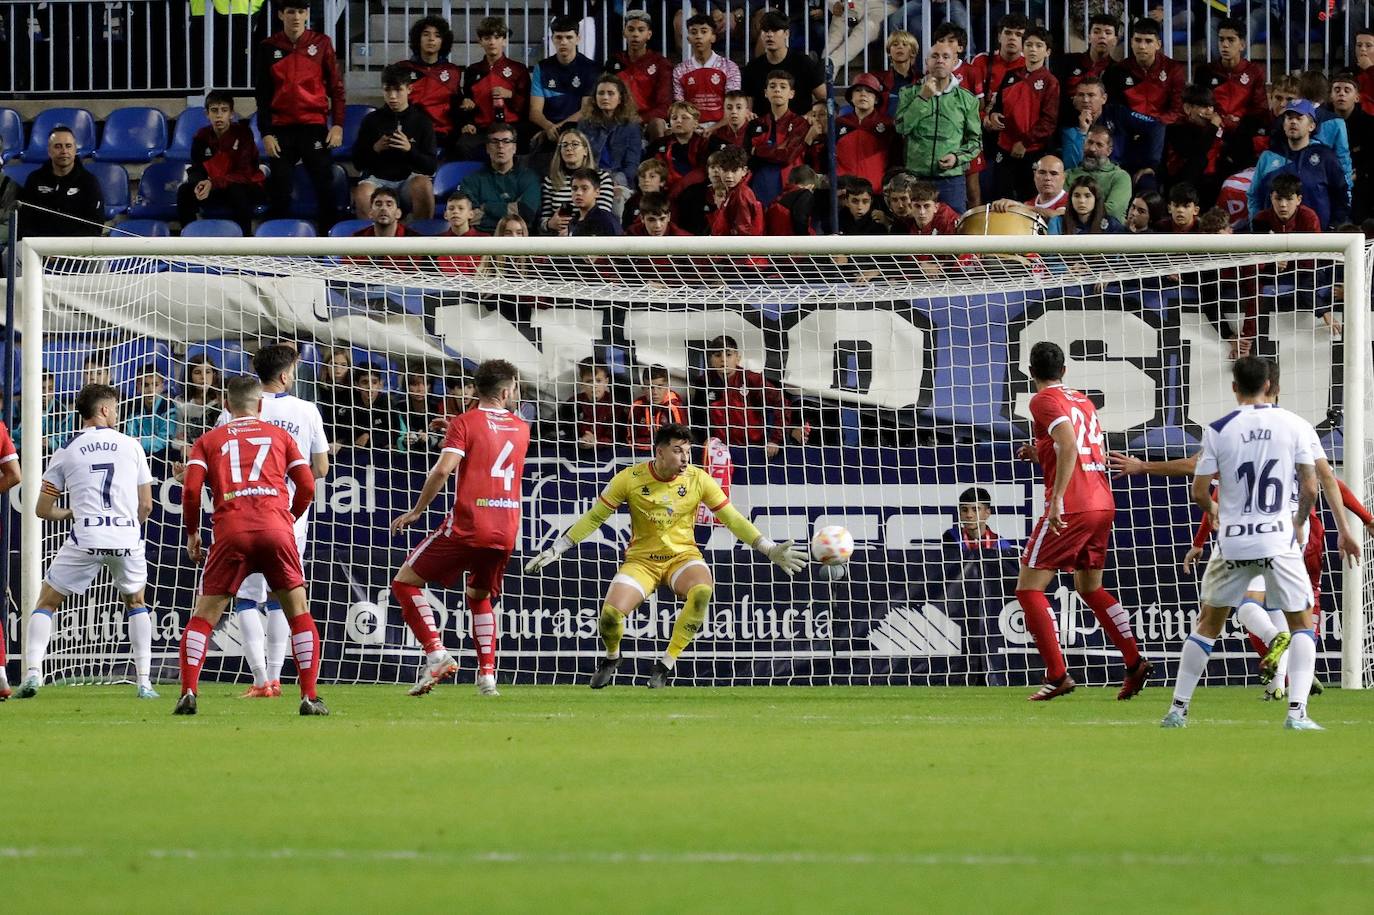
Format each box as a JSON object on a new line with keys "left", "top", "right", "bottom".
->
{"left": 755, "top": 537, "right": 808, "bottom": 576}
{"left": 524, "top": 534, "right": 574, "bottom": 573}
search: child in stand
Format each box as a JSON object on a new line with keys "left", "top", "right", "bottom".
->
{"left": 705, "top": 145, "right": 764, "bottom": 236}
{"left": 627, "top": 364, "right": 685, "bottom": 450}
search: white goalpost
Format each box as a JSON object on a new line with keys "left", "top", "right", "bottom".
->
{"left": 13, "top": 232, "right": 1373, "bottom": 690}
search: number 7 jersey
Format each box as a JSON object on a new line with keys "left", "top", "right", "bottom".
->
{"left": 1029, "top": 383, "right": 1114, "bottom": 513}
{"left": 442, "top": 406, "right": 530, "bottom": 551}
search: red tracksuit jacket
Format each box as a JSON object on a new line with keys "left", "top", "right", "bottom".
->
{"left": 188, "top": 122, "right": 264, "bottom": 189}
{"left": 836, "top": 111, "right": 897, "bottom": 190}
{"left": 706, "top": 179, "right": 764, "bottom": 236}
{"left": 1104, "top": 53, "right": 1185, "bottom": 123}
{"left": 256, "top": 29, "right": 346, "bottom": 132}
{"left": 994, "top": 66, "right": 1060, "bottom": 153}
{"left": 461, "top": 56, "right": 532, "bottom": 129}
{"left": 398, "top": 57, "right": 464, "bottom": 137}
{"left": 608, "top": 50, "right": 673, "bottom": 123}
{"left": 1195, "top": 59, "right": 1267, "bottom": 132}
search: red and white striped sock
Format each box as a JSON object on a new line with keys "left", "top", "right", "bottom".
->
{"left": 1016, "top": 589, "right": 1067, "bottom": 680}
{"left": 179, "top": 616, "right": 214, "bottom": 695}
{"left": 1081, "top": 588, "right": 1141, "bottom": 668}
{"left": 393, "top": 581, "right": 444, "bottom": 658}
{"left": 469, "top": 596, "right": 497, "bottom": 675}
{"left": 287, "top": 613, "right": 321, "bottom": 701}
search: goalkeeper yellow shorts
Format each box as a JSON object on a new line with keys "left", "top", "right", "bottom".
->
{"left": 612, "top": 550, "right": 709, "bottom": 598}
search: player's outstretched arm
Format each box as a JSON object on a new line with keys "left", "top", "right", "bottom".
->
{"left": 1108, "top": 450, "right": 1200, "bottom": 478}
{"left": 712, "top": 501, "right": 807, "bottom": 575}
{"left": 1315, "top": 460, "right": 1362, "bottom": 567}
{"left": 391, "top": 451, "right": 460, "bottom": 533}
{"left": 182, "top": 460, "right": 208, "bottom": 562}
{"left": 524, "top": 497, "right": 618, "bottom": 573}
{"left": 35, "top": 482, "right": 73, "bottom": 523}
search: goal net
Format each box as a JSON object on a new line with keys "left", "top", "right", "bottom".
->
{"left": 12, "top": 233, "right": 1373, "bottom": 690}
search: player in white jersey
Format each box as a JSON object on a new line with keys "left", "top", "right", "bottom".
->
{"left": 17, "top": 384, "right": 156, "bottom": 700}
{"left": 217, "top": 344, "right": 330, "bottom": 698}
{"left": 1162, "top": 357, "right": 1359, "bottom": 730}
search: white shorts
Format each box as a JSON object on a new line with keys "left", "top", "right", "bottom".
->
{"left": 235, "top": 527, "right": 308, "bottom": 604}
{"left": 1201, "top": 549, "right": 1313, "bottom": 613}
{"left": 44, "top": 541, "right": 148, "bottom": 598}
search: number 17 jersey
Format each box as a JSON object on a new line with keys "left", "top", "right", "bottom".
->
{"left": 442, "top": 406, "right": 530, "bottom": 551}
{"left": 1029, "top": 383, "right": 1114, "bottom": 513}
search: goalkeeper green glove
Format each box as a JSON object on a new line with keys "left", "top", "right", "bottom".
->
{"left": 524, "top": 535, "right": 574, "bottom": 574}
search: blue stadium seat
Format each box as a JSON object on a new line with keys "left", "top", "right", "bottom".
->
{"left": 433, "top": 161, "right": 483, "bottom": 201}
{"left": 110, "top": 339, "right": 174, "bottom": 395}
{"left": 23, "top": 108, "right": 98, "bottom": 162}
{"left": 93, "top": 107, "right": 168, "bottom": 163}
{"left": 86, "top": 162, "right": 131, "bottom": 219}
{"left": 180, "top": 219, "right": 243, "bottom": 238}
{"left": 0, "top": 108, "right": 24, "bottom": 163}
{"left": 43, "top": 338, "right": 92, "bottom": 398}
{"left": 2, "top": 162, "right": 40, "bottom": 187}
{"left": 187, "top": 340, "right": 251, "bottom": 376}
{"left": 350, "top": 348, "right": 398, "bottom": 390}
{"left": 286, "top": 163, "right": 350, "bottom": 219}
{"left": 112, "top": 219, "right": 171, "bottom": 237}
{"left": 255, "top": 218, "right": 317, "bottom": 237}
{"left": 333, "top": 104, "right": 375, "bottom": 162}
{"left": 328, "top": 218, "right": 373, "bottom": 237}
{"left": 408, "top": 217, "right": 450, "bottom": 236}
{"left": 129, "top": 161, "right": 188, "bottom": 220}
{"left": 165, "top": 107, "right": 210, "bottom": 161}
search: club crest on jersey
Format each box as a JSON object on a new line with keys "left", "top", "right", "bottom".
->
{"left": 502, "top": 66, "right": 512, "bottom": 78}
{"left": 1124, "top": 76, "right": 1134, "bottom": 86}
{"left": 710, "top": 72, "right": 721, "bottom": 85}
{"left": 308, "top": 44, "right": 318, "bottom": 56}
{"left": 1072, "top": 67, "right": 1082, "bottom": 76}
{"left": 640, "top": 485, "right": 651, "bottom": 495}
{"left": 1033, "top": 79, "right": 1045, "bottom": 91}
{"left": 875, "top": 122, "right": 885, "bottom": 133}
{"left": 439, "top": 70, "right": 450, "bottom": 82}
{"left": 274, "top": 50, "right": 283, "bottom": 59}
{"left": 571, "top": 75, "right": 581, "bottom": 88}
{"left": 1310, "top": 153, "right": 1321, "bottom": 165}
{"left": 1239, "top": 73, "right": 1250, "bottom": 84}
{"left": 1158, "top": 71, "right": 1167, "bottom": 81}
{"left": 647, "top": 64, "right": 657, "bottom": 75}
{"left": 677, "top": 485, "right": 687, "bottom": 497}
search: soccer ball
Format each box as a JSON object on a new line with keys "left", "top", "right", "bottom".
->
{"left": 811, "top": 525, "right": 854, "bottom": 566}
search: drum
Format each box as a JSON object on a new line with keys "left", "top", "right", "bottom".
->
{"left": 956, "top": 202, "right": 1048, "bottom": 236}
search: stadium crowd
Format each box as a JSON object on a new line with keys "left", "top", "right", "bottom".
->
{"left": 4, "top": 2, "right": 1370, "bottom": 461}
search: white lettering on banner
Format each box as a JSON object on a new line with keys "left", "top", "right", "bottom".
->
{"left": 624, "top": 310, "right": 765, "bottom": 380}
{"left": 1014, "top": 310, "right": 1157, "bottom": 430}
{"left": 998, "top": 587, "right": 1202, "bottom": 647}
{"left": 529, "top": 307, "right": 607, "bottom": 399}
{"left": 1178, "top": 310, "right": 1235, "bottom": 429}
{"left": 783, "top": 309, "right": 926, "bottom": 409}
{"left": 1270, "top": 311, "right": 1335, "bottom": 427}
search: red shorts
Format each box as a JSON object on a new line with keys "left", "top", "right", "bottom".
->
{"left": 406, "top": 528, "right": 511, "bottom": 595}
{"left": 1021, "top": 508, "right": 1114, "bottom": 572}
{"left": 201, "top": 527, "right": 305, "bottom": 596}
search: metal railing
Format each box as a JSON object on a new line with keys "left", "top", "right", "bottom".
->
{"left": 2, "top": 0, "right": 1371, "bottom": 98}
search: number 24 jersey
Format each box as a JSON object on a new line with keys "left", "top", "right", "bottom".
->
{"left": 1029, "top": 383, "right": 1114, "bottom": 513}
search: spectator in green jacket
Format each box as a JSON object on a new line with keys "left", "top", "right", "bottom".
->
{"left": 1065, "top": 124, "right": 1131, "bottom": 223}
{"left": 459, "top": 123, "right": 541, "bottom": 232}
{"left": 893, "top": 44, "right": 982, "bottom": 213}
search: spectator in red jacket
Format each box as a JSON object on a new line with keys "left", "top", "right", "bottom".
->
{"left": 1163, "top": 85, "right": 1226, "bottom": 204}
{"left": 608, "top": 10, "right": 672, "bottom": 140}
{"left": 457, "top": 17, "right": 531, "bottom": 160}
{"left": 435, "top": 190, "right": 487, "bottom": 274}
{"left": 698, "top": 335, "right": 806, "bottom": 458}
{"left": 255, "top": 0, "right": 346, "bottom": 229}
{"left": 628, "top": 365, "right": 685, "bottom": 451}
{"left": 1251, "top": 172, "right": 1322, "bottom": 233}
{"left": 706, "top": 146, "right": 764, "bottom": 236}
{"left": 349, "top": 187, "right": 413, "bottom": 271}
{"left": 709, "top": 91, "right": 755, "bottom": 150}
{"left": 765, "top": 165, "right": 822, "bottom": 235}
{"left": 629, "top": 192, "right": 692, "bottom": 237}
{"left": 177, "top": 90, "right": 265, "bottom": 236}
{"left": 645, "top": 101, "right": 711, "bottom": 196}
{"left": 561, "top": 358, "right": 621, "bottom": 449}
{"left": 746, "top": 70, "right": 819, "bottom": 207}
{"left": 1160, "top": 182, "right": 1202, "bottom": 233}
{"left": 1104, "top": 18, "right": 1184, "bottom": 176}
{"left": 1354, "top": 27, "right": 1374, "bottom": 116}
{"left": 395, "top": 16, "right": 463, "bottom": 157}
{"left": 1195, "top": 18, "right": 1267, "bottom": 148}
{"left": 909, "top": 179, "right": 961, "bottom": 235}
{"left": 837, "top": 73, "right": 897, "bottom": 192}
{"left": 989, "top": 26, "right": 1059, "bottom": 202}
{"left": 1057, "top": 14, "right": 1119, "bottom": 103}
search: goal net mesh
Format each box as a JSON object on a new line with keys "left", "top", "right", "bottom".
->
{"left": 17, "top": 240, "right": 1373, "bottom": 690}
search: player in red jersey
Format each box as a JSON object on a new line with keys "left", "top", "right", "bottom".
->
{"left": 1017, "top": 342, "right": 1151, "bottom": 701}
{"left": 0, "top": 418, "right": 21, "bottom": 701}
{"left": 174, "top": 376, "right": 323, "bottom": 716}
{"left": 390, "top": 360, "right": 529, "bottom": 698}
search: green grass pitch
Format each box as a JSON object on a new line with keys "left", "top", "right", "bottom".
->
{"left": 5, "top": 684, "right": 1373, "bottom": 913}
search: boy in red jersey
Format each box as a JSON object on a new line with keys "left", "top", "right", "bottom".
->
{"left": 1016, "top": 341, "right": 1151, "bottom": 701}
{"left": 175, "top": 376, "right": 322, "bottom": 716}
{"left": 0, "top": 417, "right": 18, "bottom": 700}
{"left": 609, "top": 10, "right": 673, "bottom": 140}
{"left": 395, "top": 16, "right": 464, "bottom": 156}
{"left": 255, "top": 0, "right": 346, "bottom": 230}
{"left": 177, "top": 90, "right": 266, "bottom": 237}
{"left": 457, "top": 17, "right": 531, "bottom": 160}
{"left": 390, "top": 360, "right": 529, "bottom": 698}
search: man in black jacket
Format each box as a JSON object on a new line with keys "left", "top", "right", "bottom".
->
{"left": 19, "top": 127, "right": 105, "bottom": 238}
{"left": 351, "top": 64, "right": 438, "bottom": 220}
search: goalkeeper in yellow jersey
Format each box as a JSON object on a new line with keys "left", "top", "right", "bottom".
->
{"left": 524, "top": 423, "right": 808, "bottom": 688}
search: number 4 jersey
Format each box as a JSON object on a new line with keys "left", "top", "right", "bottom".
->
{"left": 442, "top": 406, "right": 530, "bottom": 551}
{"left": 1029, "top": 383, "right": 1114, "bottom": 513}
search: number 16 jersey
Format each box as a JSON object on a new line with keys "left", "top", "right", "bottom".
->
{"left": 1029, "top": 383, "right": 1114, "bottom": 513}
